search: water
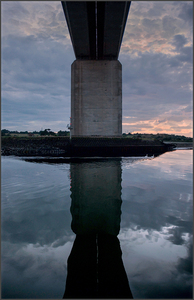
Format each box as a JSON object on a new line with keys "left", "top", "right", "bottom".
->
{"left": 1, "top": 150, "right": 193, "bottom": 299}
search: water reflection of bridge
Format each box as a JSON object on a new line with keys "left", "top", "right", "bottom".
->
{"left": 21, "top": 153, "right": 193, "bottom": 298}
{"left": 64, "top": 159, "right": 133, "bottom": 298}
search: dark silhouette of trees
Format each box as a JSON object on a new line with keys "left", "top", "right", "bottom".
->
{"left": 1, "top": 129, "right": 192, "bottom": 142}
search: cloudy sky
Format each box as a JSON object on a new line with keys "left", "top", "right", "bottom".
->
{"left": 1, "top": 1, "right": 193, "bottom": 136}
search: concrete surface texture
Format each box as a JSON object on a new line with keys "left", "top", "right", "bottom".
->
{"left": 71, "top": 60, "right": 122, "bottom": 137}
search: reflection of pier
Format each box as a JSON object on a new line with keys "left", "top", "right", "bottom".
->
{"left": 70, "top": 160, "right": 122, "bottom": 236}
{"left": 64, "top": 234, "right": 132, "bottom": 298}
{"left": 64, "top": 159, "right": 133, "bottom": 298}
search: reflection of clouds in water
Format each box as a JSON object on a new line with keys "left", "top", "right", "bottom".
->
{"left": 2, "top": 238, "right": 75, "bottom": 271}
{"left": 119, "top": 227, "right": 187, "bottom": 262}
{"left": 2, "top": 239, "right": 74, "bottom": 298}
{"left": 120, "top": 150, "right": 192, "bottom": 298}
{"left": 122, "top": 157, "right": 152, "bottom": 168}
{"left": 2, "top": 157, "right": 72, "bottom": 247}
{"left": 1, "top": 151, "right": 192, "bottom": 298}
{"left": 146, "top": 150, "right": 192, "bottom": 179}
{"left": 122, "top": 151, "right": 193, "bottom": 184}
{"left": 179, "top": 192, "right": 192, "bottom": 202}
{"left": 2, "top": 157, "right": 74, "bottom": 298}
{"left": 176, "top": 239, "right": 193, "bottom": 275}
{"left": 165, "top": 225, "right": 190, "bottom": 245}
{"left": 121, "top": 152, "right": 192, "bottom": 233}
{"left": 2, "top": 206, "right": 72, "bottom": 246}
{"left": 119, "top": 227, "right": 193, "bottom": 298}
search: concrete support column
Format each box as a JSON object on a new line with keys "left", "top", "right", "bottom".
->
{"left": 71, "top": 60, "right": 122, "bottom": 137}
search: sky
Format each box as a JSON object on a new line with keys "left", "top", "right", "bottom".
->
{"left": 1, "top": 1, "right": 193, "bottom": 136}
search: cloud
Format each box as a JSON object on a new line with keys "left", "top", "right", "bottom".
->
{"left": 1, "top": 1, "right": 193, "bottom": 136}
{"left": 1, "top": 1, "right": 75, "bottom": 131}
{"left": 178, "top": 2, "right": 193, "bottom": 24}
{"left": 2, "top": 32, "right": 74, "bottom": 131}
{"left": 119, "top": 1, "right": 192, "bottom": 136}
{"left": 1, "top": 1, "right": 70, "bottom": 42}
{"left": 172, "top": 34, "right": 188, "bottom": 50}
{"left": 122, "top": 1, "right": 192, "bottom": 55}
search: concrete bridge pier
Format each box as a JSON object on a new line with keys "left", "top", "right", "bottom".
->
{"left": 71, "top": 60, "right": 122, "bottom": 137}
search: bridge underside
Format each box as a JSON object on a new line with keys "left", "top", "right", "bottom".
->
{"left": 61, "top": 1, "right": 130, "bottom": 60}
{"left": 61, "top": 1, "right": 131, "bottom": 137}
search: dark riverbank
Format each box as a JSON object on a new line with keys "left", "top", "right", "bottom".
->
{"left": 1, "top": 136, "right": 176, "bottom": 157}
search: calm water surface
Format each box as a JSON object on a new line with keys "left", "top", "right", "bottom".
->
{"left": 1, "top": 150, "right": 193, "bottom": 298}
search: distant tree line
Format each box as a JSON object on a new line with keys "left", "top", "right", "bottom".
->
{"left": 122, "top": 132, "right": 193, "bottom": 142}
{"left": 1, "top": 128, "right": 70, "bottom": 137}
{"left": 1, "top": 129, "right": 192, "bottom": 142}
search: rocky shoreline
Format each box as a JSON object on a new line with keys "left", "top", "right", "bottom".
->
{"left": 1, "top": 136, "right": 68, "bottom": 156}
{"left": 1, "top": 136, "right": 177, "bottom": 157}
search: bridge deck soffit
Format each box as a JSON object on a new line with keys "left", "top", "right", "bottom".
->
{"left": 61, "top": 1, "right": 131, "bottom": 60}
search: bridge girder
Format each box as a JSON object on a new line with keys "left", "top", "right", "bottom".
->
{"left": 61, "top": 1, "right": 131, "bottom": 60}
